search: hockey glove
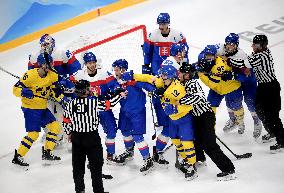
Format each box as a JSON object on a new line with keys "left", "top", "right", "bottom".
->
{"left": 121, "top": 70, "right": 134, "bottom": 81}
{"left": 152, "top": 88, "right": 166, "bottom": 98}
{"left": 53, "top": 82, "right": 64, "bottom": 98}
{"left": 59, "top": 96, "right": 69, "bottom": 108}
{"left": 59, "top": 79, "right": 75, "bottom": 93}
{"left": 163, "top": 103, "right": 178, "bottom": 116}
{"left": 142, "top": 64, "right": 151, "bottom": 74}
{"left": 21, "top": 88, "right": 34, "bottom": 99}
{"left": 221, "top": 71, "right": 235, "bottom": 81}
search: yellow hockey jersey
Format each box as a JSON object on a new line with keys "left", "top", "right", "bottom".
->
{"left": 133, "top": 74, "right": 192, "bottom": 120}
{"left": 13, "top": 68, "right": 63, "bottom": 109}
{"left": 198, "top": 56, "right": 241, "bottom": 95}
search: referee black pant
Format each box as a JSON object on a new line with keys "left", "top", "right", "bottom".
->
{"left": 194, "top": 111, "right": 235, "bottom": 173}
{"left": 72, "top": 131, "right": 104, "bottom": 193}
{"left": 255, "top": 80, "right": 284, "bottom": 145}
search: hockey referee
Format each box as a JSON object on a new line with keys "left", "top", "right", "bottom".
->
{"left": 63, "top": 80, "right": 120, "bottom": 193}
{"left": 246, "top": 35, "right": 284, "bottom": 152}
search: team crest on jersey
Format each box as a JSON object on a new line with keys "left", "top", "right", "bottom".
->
{"left": 159, "top": 47, "right": 170, "bottom": 56}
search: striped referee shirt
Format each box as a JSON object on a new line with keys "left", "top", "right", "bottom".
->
{"left": 63, "top": 95, "right": 120, "bottom": 134}
{"left": 179, "top": 79, "right": 212, "bottom": 116}
{"left": 247, "top": 49, "right": 277, "bottom": 83}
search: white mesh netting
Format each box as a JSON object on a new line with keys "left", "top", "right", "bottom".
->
{"left": 66, "top": 25, "right": 147, "bottom": 73}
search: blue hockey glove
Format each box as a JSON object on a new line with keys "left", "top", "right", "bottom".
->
{"left": 163, "top": 103, "right": 178, "bottom": 116}
{"left": 142, "top": 64, "right": 151, "bottom": 74}
{"left": 121, "top": 70, "right": 134, "bottom": 81}
{"left": 21, "top": 88, "right": 34, "bottom": 99}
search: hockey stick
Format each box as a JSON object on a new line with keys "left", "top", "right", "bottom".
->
{"left": 0, "top": 66, "right": 50, "bottom": 100}
{"left": 216, "top": 136, "right": 252, "bottom": 159}
{"left": 0, "top": 65, "right": 20, "bottom": 79}
{"left": 149, "top": 96, "right": 157, "bottom": 140}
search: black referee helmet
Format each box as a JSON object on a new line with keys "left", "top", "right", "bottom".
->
{"left": 74, "top": 80, "right": 90, "bottom": 96}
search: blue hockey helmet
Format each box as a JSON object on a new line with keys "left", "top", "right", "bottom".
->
{"left": 203, "top": 45, "right": 218, "bottom": 56}
{"left": 170, "top": 43, "right": 184, "bottom": 56}
{"left": 112, "top": 59, "right": 128, "bottom": 70}
{"left": 158, "top": 65, "right": 178, "bottom": 79}
{"left": 83, "top": 52, "right": 97, "bottom": 63}
{"left": 225, "top": 33, "right": 239, "bottom": 45}
{"left": 157, "top": 13, "right": 170, "bottom": 24}
{"left": 37, "top": 53, "right": 53, "bottom": 68}
{"left": 39, "top": 34, "right": 55, "bottom": 50}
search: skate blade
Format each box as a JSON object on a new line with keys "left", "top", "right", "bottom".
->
{"left": 140, "top": 165, "right": 155, "bottom": 176}
{"left": 270, "top": 148, "right": 283, "bottom": 154}
{"left": 185, "top": 173, "right": 198, "bottom": 181}
{"left": 106, "top": 160, "right": 126, "bottom": 166}
{"left": 217, "top": 174, "right": 237, "bottom": 181}
{"left": 154, "top": 162, "right": 169, "bottom": 169}
{"left": 12, "top": 163, "right": 29, "bottom": 171}
{"left": 42, "top": 160, "right": 61, "bottom": 166}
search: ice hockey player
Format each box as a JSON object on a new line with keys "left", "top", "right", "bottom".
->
{"left": 246, "top": 35, "right": 284, "bottom": 152}
{"left": 212, "top": 33, "right": 262, "bottom": 138}
{"left": 143, "top": 12, "right": 189, "bottom": 128}
{"left": 112, "top": 59, "right": 157, "bottom": 174}
{"left": 199, "top": 33, "right": 262, "bottom": 139}
{"left": 63, "top": 79, "right": 119, "bottom": 193}
{"left": 28, "top": 34, "right": 81, "bottom": 147}
{"left": 122, "top": 65, "right": 197, "bottom": 180}
{"left": 72, "top": 52, "right": 126, "bottom": 165}
{"left": 178, "top": 62, "right": 236, "bottom": 181}
{"left": 12, "top": 53, "right": 67, "bottom": 169}
{"left": 197, "top": 49, "right": 245, "bottom": 136}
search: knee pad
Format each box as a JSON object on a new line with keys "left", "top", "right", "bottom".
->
{"left": 46, "top": 121, "right": 61, "bottom": 135}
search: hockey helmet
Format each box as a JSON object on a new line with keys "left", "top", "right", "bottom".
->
{"left": 253, "top": 34, "right": 268, "bottom": 48}
{"left": 112, "top": 59, "right": 128, "bottom": 70}
{"left": 83, "top": 52, "right": 97, "bottom": 63}
{"left": 170, "top": 43, "right": 184, "bottom": 56}
{"left": 157, "top": 13, "right": 170, "bottom": 24}
{"left": 158, "top": 65, "right": 178, "bottom": 79}
{"left": 225, "top": 33, "right": 239, "bottom": 45}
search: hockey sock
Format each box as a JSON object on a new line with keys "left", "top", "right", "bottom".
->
{"left": 123, "top": 135, "right": 134, "bottom": 150}
{"left": 45, "top": 121, "right": 60, "bottom": 150}
{"left": 251, "top": 112, "right": 260, "bottom": 124}
{"left": 18, "top": 131, "right": 39, "bottom": 157}
{"left": 105, "top": 138, "right": 115, "bottom": 155}
{"left": 228, "top": 108, "right": 236, "bottom": 121}
{"left": 171, "top": 139, "right": 187, "bottom": 160}
{"left": 234, "top": 107, "right": 244, "bottom": 125}
{"left": 181, "top": 140, "right": 196, "bottom": 165}
{"left": 156, "top": 134, "right": 169, "bottom": 152}
{"left": 133, "top": 135, "right": 149, "bottom": 160}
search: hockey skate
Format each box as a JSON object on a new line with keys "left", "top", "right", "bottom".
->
{"left": 217, "top": 170, "right": 237, "bottom": 181}
{"left": 270, "top": 143, "right": 284, "bottom": 153}
{"left": 261, "top": 133, "right": 276, "bottom": 143}
{"left": 117, "top": 147, "right": 134, "bottom": 162}
{"left": 12, "top": 149, "right": 29, "bottom": 170}
{"left": 106, "top": 153, "right": 126, "bottom": 165}
{"left": 237, "top": 123, "right": 245, "bottom": 134}
{"left": 253, "top": 122, "right": 262, "bottom": 139}
{"left": 42, "top": 146, "right": 61, "bottom": 165}
{"left": 223, "top": 119, "right": 237, "bottom": 133}
{"left": 140, "top": 157, "right": 154, "bottom": 175}
{"left": 175, "top": 159, "right": 198, "bottom": 180}
{"left": 153, "top": 151, "right": 169, "bottom": 168}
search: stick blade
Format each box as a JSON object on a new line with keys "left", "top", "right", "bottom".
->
{"left": 236, "top": 152, "right": 252, "bottom": 159}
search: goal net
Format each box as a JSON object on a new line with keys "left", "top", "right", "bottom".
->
{"left": 67, "top": 25, "right": 147, "bottom": 73}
